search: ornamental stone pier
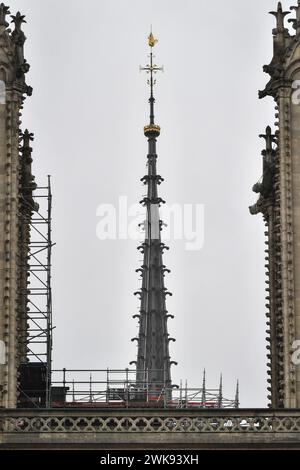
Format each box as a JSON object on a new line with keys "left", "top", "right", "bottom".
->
{"left": 0, "top": 4, "right": 33, "bottom": 409}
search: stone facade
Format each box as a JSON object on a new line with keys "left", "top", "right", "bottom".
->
{"left": 0, "top": 0, "right": 298, "bottom": 423}
{"left": 251, "top": 1, "right": 300, "bottom": 408}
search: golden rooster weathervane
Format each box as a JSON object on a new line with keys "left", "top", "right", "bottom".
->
{"left": 148, "top": 31, "right": 158, "bottom": 48}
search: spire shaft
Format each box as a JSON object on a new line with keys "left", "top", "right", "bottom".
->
{"left": 149, "top": 51, "right": 155, "bottom": 125}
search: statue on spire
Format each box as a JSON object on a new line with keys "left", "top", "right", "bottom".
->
{"left": 0, "top": 3, "right": 10, "bottom": 28}
{"left": 249, "top": 126, "right": 277, "bottom": 215}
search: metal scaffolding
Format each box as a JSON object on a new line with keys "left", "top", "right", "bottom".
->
{"left": 19, "top": 177, "right": 54, "bottom": 407}
{"left": 50, "top": 369, "right": 239, "bottom": 409}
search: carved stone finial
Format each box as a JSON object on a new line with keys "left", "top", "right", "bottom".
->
{"left": 259, "top": 126, "right": 276, "bottom": 154}
{"left": 22, "top": 129, "right": 34, "bottom": 146}
{"left": 11, "top": 11, "right": 26, "bottom": 30}
{"left": 0, "top": 3, "right": 10, "bottom": 27}
{"left": 250, "top": 126, "right": 277, "bottom": 212}
{"left": 11, "top": 11, "right": 26, "bottom": 48}
{"left": 21, "top": 129, "right": 34, "bottom": 162}
{"left": 20, "top": 129, "right": 37, "bottom": 209}
{"left": 253, "top": 126, "right": 277, "bottom": 201}
{"left": 269, "top": 2, "right": 290, "bottom": 34}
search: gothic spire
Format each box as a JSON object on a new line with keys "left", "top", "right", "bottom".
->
{"left": 132, "top": 33, "right": 174, "bottom": 398}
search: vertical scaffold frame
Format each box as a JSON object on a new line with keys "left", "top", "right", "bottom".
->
{"left": 19, "top": 176, "right": 53, "bottom": 407}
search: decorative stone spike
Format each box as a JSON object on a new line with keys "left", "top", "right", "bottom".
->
{"left": 269, "top": 2, "right": 290, "bottom": 30}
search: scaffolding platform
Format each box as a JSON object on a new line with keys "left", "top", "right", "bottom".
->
{"left": 50, "top": 369, "right": 239, "bottom": 409}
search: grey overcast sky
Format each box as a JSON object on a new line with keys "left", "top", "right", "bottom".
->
{"left": 8, "top": 0, "right": 286, "bottom": 407}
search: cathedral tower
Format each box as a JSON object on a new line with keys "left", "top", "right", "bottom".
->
{"left": 251, "top": 1, "right": 300, "bottom": 408}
